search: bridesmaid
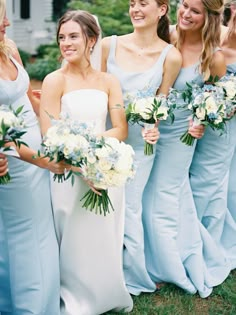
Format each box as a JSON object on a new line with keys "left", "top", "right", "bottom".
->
{"left": 143, "top": 0, "right": 231, "bottom": 298}
{"left": 221, "top": 1, "right": 236, "bottom": 222}
{"left": 189, "top": 0, "right": 236, "bottom": 271}
{"left": 0, "top": 0, "right": 66, "bottom": 313}
{"left": 102, "top": 0, "right": 182, "bottom": 296}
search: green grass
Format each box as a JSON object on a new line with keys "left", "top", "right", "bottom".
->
{"left": 106, "top": 270, "right": 236, "bottom": 315}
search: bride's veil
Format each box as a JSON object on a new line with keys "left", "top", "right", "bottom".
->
{"left": 90, "top": 15, "right": 102, "bottom": 71}
{"left": 61, "top": 14, "right": 102, "bottom": 71}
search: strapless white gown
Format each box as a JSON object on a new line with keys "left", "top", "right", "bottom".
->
{"left": 50, "top": 89, "right": 133, "bottom": 315}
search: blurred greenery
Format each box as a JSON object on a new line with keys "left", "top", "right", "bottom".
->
{"left": 25, "top": 0, "right": 179, "bottom": 80}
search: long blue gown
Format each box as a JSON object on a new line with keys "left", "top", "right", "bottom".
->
{"left": 226, "top": 62, "right": 236, "bottom": 222}
{"left": 142, "top": 60, "right": 231, "bottom": 298}
{"left": 0, "top": 57, "right": 60, "bottom": 315}
{"left": 189, "top": 61, "right": 236, "bottom": 270}
{"left": 106, "top": 35, "right": 174, "bottom": 296}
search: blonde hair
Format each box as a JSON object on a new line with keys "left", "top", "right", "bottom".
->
{"left": 0, "top": 0, "right": 11, "bottom": 60}
{"left": 176, "top": 0, "right": 224, "bottom": 80}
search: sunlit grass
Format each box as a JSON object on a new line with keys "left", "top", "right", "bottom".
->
{"left": 106, "top": 270, "right": 236, "bottom": 315}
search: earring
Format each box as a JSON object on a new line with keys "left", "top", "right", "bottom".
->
{"left": 90, "top": 47, "right": 93, "bottom": 53}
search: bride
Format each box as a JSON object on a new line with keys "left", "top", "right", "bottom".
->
{"left": 39, "top": 10, "right": 133, "bottom": 315}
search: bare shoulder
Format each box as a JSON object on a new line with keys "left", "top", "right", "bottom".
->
{"left": 212, "top": 49, "right": 226, "bottom": 65}
{"left": 98, "top": 71, "right": 120, "bottom": 86}
{"left": 101, "top": 36, "right": 112, "bottom": 50}
{"left": 166, "top": 45, "right": 182, "bottom": 67}
{"left": 42, "top": 69, "right": 65, "bottom": 89}
{"left": 210, "top": 50, "right": 226, "bottom": 78}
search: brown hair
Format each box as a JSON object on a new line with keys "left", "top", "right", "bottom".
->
{"left": 57, "top": 10, "right": 100, "bottom": 50}
{"left": 156, "top": 0, "right": 170, "bottom": 43}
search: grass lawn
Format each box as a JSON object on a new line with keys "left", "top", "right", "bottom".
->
{"left": 106, "top": 270, "right": 236, "bottom": 315}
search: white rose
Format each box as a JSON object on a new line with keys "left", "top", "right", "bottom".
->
{"left": 195, "top": 107, "right": 206, "bottom": 120}
{"left": 205, "top": 95, "right": 218, "bottom": 114}
{"left": 98, "top": 158, "right": 112, "bottom": 171}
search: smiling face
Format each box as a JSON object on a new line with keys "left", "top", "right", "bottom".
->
{"left": 58, "top": 20, "right": 95, "bottom": 63}
{"left": 178, "top": 0, "right": 205, "bottom": 32}
{"left": 129, "top": 0, "right": 167, "bottom": 29}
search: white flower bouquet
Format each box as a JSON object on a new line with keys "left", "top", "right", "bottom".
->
{"left": 177, "top": 82, "right": 228, "bottom": 146}
{"left": 41, "top": 116, "right": 93, "bottom": 183}
{"left": 0, "top": 105, "right": 27, "bottom": 184}
{"left": 80, "top": 137, "right": 135, "bottom": 216}
{"left": 215, "top": 74, "right": 236, "bottom": 117}
{"left": 41, "top": 116, "right": 135, "bottom": 215}
{"left": 126, "top": 95, "right": 174, "bottom": 155}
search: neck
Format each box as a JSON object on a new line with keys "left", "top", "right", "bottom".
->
{"left": 132, "top": 28, "right": 160, "bottom": 48}
{"left": 66, "top": 61, "right": 94, "bottom": 78}
{"left": 182, "top": 30, "right": 202, "bottom": 45}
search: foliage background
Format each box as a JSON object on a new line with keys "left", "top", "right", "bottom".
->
{"left": 26, "top": 0, "right": 179, "bottom": 81}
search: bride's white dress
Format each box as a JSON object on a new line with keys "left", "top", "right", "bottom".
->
{"left": 51, "top": 89, "right": 133, "bottom": 315}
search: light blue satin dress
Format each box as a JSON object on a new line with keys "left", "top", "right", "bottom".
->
{"left": 189, "top": 62, "right": 236, "bottom": 270}
{"left": 106, "top": 35, "right": 173, "bottom": 295}
{"left": 0, "top": 57, "right": 60, "bottom": 315}
{"left": 143, "top": 61, "right": 231, "bottom": 298}
{"left": 226, "top": 62, "right": 236, "bottom": 222}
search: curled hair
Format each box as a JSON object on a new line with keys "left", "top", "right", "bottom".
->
{"left": 0, "top": 0, "right": 11, "bottom": 61}
{"left": 156, "top": 0, "right": 170, "bottom": 43}
{"left": 57, "top": 10, "right": 100, "bottom": 51}
{"left": 176, "top": 0, "right": 224, "bottom": 80}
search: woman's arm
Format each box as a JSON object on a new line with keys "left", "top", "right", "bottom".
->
{"left": 158, "top": 46, "right": 182, "bottom": 95}
{"left": 102, "top": 73, "right": 128, "bottom": 141}
{"left": 39, "top": 71, "right": 64, "bottom": 135}
{"left": 209, "top": 50, "right": 226, "bottom": 79}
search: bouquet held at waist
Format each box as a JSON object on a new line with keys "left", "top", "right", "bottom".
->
{"left": 168, "top": 75, "right": 236, "bottom": 146}
{"left": 40, "top": 114, "right": 135, "bottom": 216}
{"left": 126, "top": 95, "right": 174, "bottom": 155}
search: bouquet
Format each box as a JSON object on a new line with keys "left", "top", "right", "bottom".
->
{"left": 80, "top": 137, "right": 135, "bottom": 216}
{"left": 126, "top": 95, "right": 174, "bottom": 155}
{"left": 41, "top": 116, "right": 93, "bottom": 183}
{"left": 214, "top": 74, "right": 236, "bottom": 117}
{"left": 0, "top": 105, "right": 27, "bottom": 184}
{"left": 41, "top": 116, "right": 135, "bottom": 216}
{"left": 176, "top": 82, "right": 228, "bottom": 146}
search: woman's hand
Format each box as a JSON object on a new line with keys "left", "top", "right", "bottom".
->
{"left": 0, "top": 154, "right": 8, "bottom": 176}
{"left": 188, "top": 119, "right": 205, "bottom": 139}
{"left": 142, "top": 123, "right": 160, "bottom": 144}
{"left": 69, "top": 165, "right": 102, "bottom": 196}
{"left": 38, "top": 157, "right": 68, "bottom": 174}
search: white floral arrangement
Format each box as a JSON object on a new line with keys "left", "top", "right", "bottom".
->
{"left": 215, "top": 74, "right": 236, "bottom": 117}
{"left": 80, "top": 136, "right": 135, "bottom": 216}
{"left": 126, "top": 95, "right": 174, "bottom": 155}
{"left": 0, "top": 105, "right": 27, "bottom": 184}
{"left": 169, "top": 80, "right": 231, "bottom": 146}
{"left": 41, "top": 115, "right": 135, "bottom": 215}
